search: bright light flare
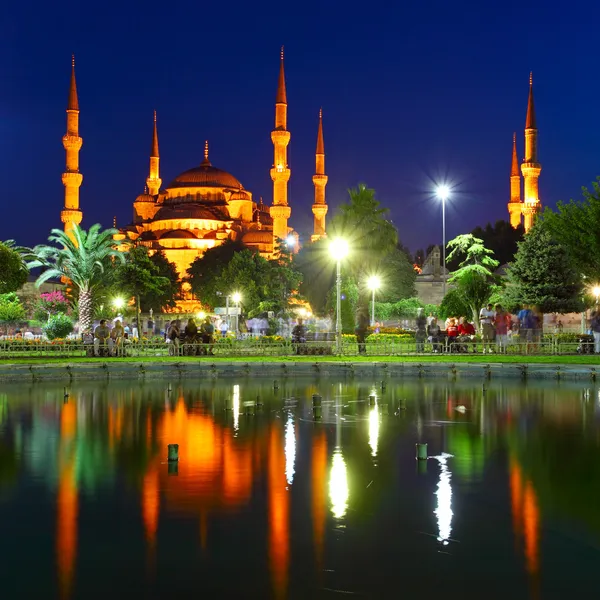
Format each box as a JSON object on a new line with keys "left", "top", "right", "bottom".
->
{"left": 329, "top": 239, "right": 349, "bottom": 261}
{"left": 592, "top": 285, "right": 600, "bottom": 299}
{"left": 285, "top": 235, "right": 296, "bottom": 248}
{"left": 197, "top": 311, "right": 206, "bottom": 320}
{"left": 435, "top": 185, "right": 450, "bottom": 202}
{"left": 112, "top": 297, "right": 125, "bottom": 309}
{"left": 232, "top": 292, "right": 242, "bottom": 304}
{"left": 367, "top": 275, "right": 381, "bottom": 291}
{"left": 285, "top": 414, "right": 296, "bottom": 486}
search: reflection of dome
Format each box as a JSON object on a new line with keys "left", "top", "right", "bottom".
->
{"left": 167, "top": 159, "right": 244, "bottom": 190}
{"left": 153, "top": 203, "right": 228, "bottom": 221}
{"left": 242, "top": 230, "right": 273, "bottom": 244}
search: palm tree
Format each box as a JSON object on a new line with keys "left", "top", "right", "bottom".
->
{"left": 27, "top": 224, "right": 125, "bottom": 331}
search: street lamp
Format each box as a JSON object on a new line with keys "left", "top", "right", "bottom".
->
{"left": 285, "top": 235, "right": 296, "bottom": 250}
{"left": 113, "top": 297, "right": 125, "bottom": 310}
{"left": 367, "top": 275, "right": 381, "bottom": 326}
{"left": 435, "top": 185, "right": 450, "bottom": 297}
{"left": 329, "top": 239, "right": 349, "bottom": 354}
{"left": 593, "top": 286, "right": 600, "bottom": 304}
{"left": 232, "top": 292, "right": 242, "bottom": 335}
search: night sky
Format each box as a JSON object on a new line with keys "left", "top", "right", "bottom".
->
{"left": 2, "top": 1, "right": 599, "bottom": 252}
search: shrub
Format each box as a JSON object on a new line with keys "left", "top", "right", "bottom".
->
{"left": 34, "top": 290, "right": 70, "bottom": 321}
{"left": 43, "top": 313, "right": 74, "bottom": 340}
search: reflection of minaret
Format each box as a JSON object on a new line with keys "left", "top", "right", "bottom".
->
{"left": 268, "top": 424, "right": 289, "bottom": 600}
{"left": 311, "top": 431, "right": 327, "bottom": 572}
{"left": 57, "top": 402, "right": 78, "bottom": 600}
{"left": 61, "top": 55, "right": 83, "bottom": 240}
{"left": 311, "top": 109, "right": 328, "bottom": 242}
{"left": 270, "top": 47, "right": 292, "bottom": 249}
{"left": 521, "top": 73, "right": 542, "bottom": 232}
{"left": 142, "top": 462, "right": 160, "bottom": 551}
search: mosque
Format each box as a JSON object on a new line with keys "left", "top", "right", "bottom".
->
{"left": 59, "top": 50, "right": 328, "bottom": 276}
{"left": 507, "top": 74, "right": 542, "bottom": 232}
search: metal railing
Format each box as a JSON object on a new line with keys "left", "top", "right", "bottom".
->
{"left": 0, "top": 337, "right": 596, "bottom": 359}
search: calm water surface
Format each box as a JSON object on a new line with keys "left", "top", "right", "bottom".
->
{"left": 1, "top": 377, "right": 600, "bottom": 599}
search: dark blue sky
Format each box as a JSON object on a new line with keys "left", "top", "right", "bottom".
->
{"left": 1, "top": 1, "right": 599, "bottom": 252}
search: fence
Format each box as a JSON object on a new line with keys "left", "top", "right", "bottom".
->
{"left": 0, "top": 335, "right": 595, "bottom": 359}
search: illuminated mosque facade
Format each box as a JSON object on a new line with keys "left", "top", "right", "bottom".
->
{"left": 59, "top": 50, "right": 328, "bottom": 276}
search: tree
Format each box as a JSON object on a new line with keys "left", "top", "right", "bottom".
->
{"left": 187, "top": 239, "right": 246, "bottom": 308}
{"left": 372, "top": 247, "right": 416, "bottom": 302}
{"left": 113, "top": 245, "right": 172, "bottom": 331}
{"left": 148, "top": 251, "right": 180, "bottom": 310}
{"left": 543, "top": 179, "right": 600, "bottom": 282}
{"left": 445, "top": 234, "right": 499, "bottom": 328}
{"left": 0, "top": 241, "right": 28, "bottom": 293}
{"left": 295, "top": 238, "right": 335, "bottom": 314}
{"left": 503, "top": 222, "right": 583, "bottom": 314}
{"left": 0, "top": 293, "right": 26, "bottom": 333}
{"left": 27, "top": 224, "right": 124, "bottom": 332}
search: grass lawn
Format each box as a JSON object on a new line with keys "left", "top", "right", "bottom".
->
{"left": 0, "top": 355, "right": 598, "bottom": 365}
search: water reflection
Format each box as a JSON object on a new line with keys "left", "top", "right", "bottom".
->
{"left": 0, "top": 379, "right": 599, "bottom": 598}
{"left": 432, "top": 453, "right": 454, "bottom": 545}
{"left": 329, "top": 448, "right": 348, "bottom": 520}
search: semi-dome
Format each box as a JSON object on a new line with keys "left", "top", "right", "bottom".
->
{"left": 153, "top": 203, "right": 229, "bottom": 222}
{"left": 166, "top": 158, "right": 244, "bottom": 191}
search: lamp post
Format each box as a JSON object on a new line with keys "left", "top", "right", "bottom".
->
{"left": 232, "top": 292, "right": 241, "bottom": 336}
{"left": 435, "top": 185, "right": 450, "bottom": 297}
{"left": 367, "top": 275, "right": 381, "bottom": 327}
{"left": 329, "top": 239, "right": 349, "bottom": 354}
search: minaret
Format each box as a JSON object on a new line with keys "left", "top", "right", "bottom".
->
{"left": 269, "top": 47, "right": 292, "bottom": 250}
{"left": 61, "top": 55, "right": 83, "bottom": 239}
{"left": 311, "top": 108, "right": 328, "bottom": 242}
{"left": 507, "top": 132, "right": 522, "bottom": 228}
{"left": 146, "top": 110, "right": 162, "bottom": 195}
{"left": 521, "top": 73, "right": 542, "bottom": 232}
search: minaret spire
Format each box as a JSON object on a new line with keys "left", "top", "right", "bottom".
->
{"left": 311, "top": 108, "right": 328, "bottom": 242}
{"left": 146, "top": 111, "right": 162, "bottom": 195}
{"left": 521, "top": 72, "right": 542, "bottom": 232}
{"left": 202, "top": 139, "right": 211, "bottom": 165}
{"left": 508, "top": 132, "right": 522, "bottom": 228}
{"left": 61, "top": 54, "right": 83, "bottom": 240}
{"left": 270, "top": 47, "right": 292, "bottom": 251}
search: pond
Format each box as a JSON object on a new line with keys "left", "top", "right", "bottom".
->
{"left": 1, "top": 377, "right": 600, "bottom": 599}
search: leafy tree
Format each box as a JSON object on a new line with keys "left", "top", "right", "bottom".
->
{"left": 445, "top": 234, "right": 499, "bottom": 328}
{"left": 503, "top": 222, "right": 583, "bottom": 314}
{"left": 148, "top": 251, "right": 180, "bottom": 308}
{"left": 0, "top": 241, "right": 28, "bottom": 293}
{"left": 43, "top": 313, "right": 74, "bottom": 340}
{"left": 113, "top": 245, "right": 172, "bottom": 331}
{"left": 325, "top": 274, "right": 359, "bottom": 333}
{"left": 448, "top": 220, "right": 524, "bottom": 271}
{"left": 187, "top": 239, "right": 246, "bottom": 308}
{"left": 372, "top": 247, "right": 416, "bottom": 302}
{"left": 543, "top": 178, "right": 600, "bottom": 282}
{"left": 438, "top": 289, "right": 471, "bottom": 320}
{"left": 295, "top": 238, "right": 335, "bottom": 314}
{"left": 0, "top": 293, "right": 26, "bottom": 333}
{"left": 27, "top": 225, "right": 124, "bottom": 332}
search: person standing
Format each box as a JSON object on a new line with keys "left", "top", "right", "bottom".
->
{"left": 415, "top": 308, "right": 427, "bottom": 353}
{"left": 167, "top": 319, "right": 181, "bottom": 356}
{"left": 479, "top": 303, "right": 496, "bottom": 353}
{"left": 200, "top": 317, "right": 215, "bottom": 355}
{"left": 591, "top": 311, "right": 600, "bottom": 354}
{"left": 494, "top": 305, "right": 510, "bottom": 354}
{"left": 427, "top": 317, "right": 441, "bottom": 353}
{"left": 292, "top": 318, "right": 307, "bottom": 355}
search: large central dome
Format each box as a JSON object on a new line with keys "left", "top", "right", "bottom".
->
{"left": 166, "top": 157, "right": 244, "bottom": 190}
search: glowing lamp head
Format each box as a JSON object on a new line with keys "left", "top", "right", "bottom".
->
{"left": 197, "top": 311, "right": 206, "bottom": 320}
{"left": 367, "top": 275, "right": 381, "bottom": 291}
{"left": 329, "top": 239, "right": 349, "bottom": 261}
{"left": 232, "top": 292, "right": 242, "bottom": 304}
{"left": 436, "top": 185, "right": 450, "bottom": 202}
{"left": 113, "top": 297, "right": 125, "bottom": 309}
{"left": 593, "top": 286, "right": 600, "bottom": 298}
{"left": 286, "top": 235, "right": 296, "bottom": 248}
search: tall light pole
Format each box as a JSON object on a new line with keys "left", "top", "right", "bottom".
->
{"left": 435, "top": 185, "right": 450, "bottom": 297}
{"left": 367, "top": 275, "right": 381, "bottom": 326}
{"left": 329, "top": 239, "right": 349, "bottom": 354}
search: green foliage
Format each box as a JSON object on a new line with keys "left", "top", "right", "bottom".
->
{"left": 295, "top": 238, "right": 336, "bottom": 314}
{"left": 542, "top": 178, "right": 600, "bottom": 282}
{"left": 375, "top": 298, "right": 438, "bottom": 320}
{"left": 438, "top": 289, "right": 472, "bottom": 320}
{"left": 370, "top": 247, "right": 416, "bottom": 303}
{"left": 446, "top": 234, "right": 499, "bottom": 326}
{"left": 325, "top": 275, "right": 359, "bottom": 333}
{"left": 0, "top": 241, "right": 29, "bottom": 293}
{"left": 503, "top": 221, "right": 583, "bottom": 314}
{"left": 27, "top": 224, "right": 124, "bottom": 331}
{"left": 43, "top": 313, "right": 74, "bottom": 340}
{"left": 0, "top": 293, "right": 26, "bottom": 324}
{"left": 112, "top": 246, "right": 177, "bottom": 312}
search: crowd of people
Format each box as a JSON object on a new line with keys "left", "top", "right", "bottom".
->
{"left": 412, "top": 303, "right": 548, "bottom": 354}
